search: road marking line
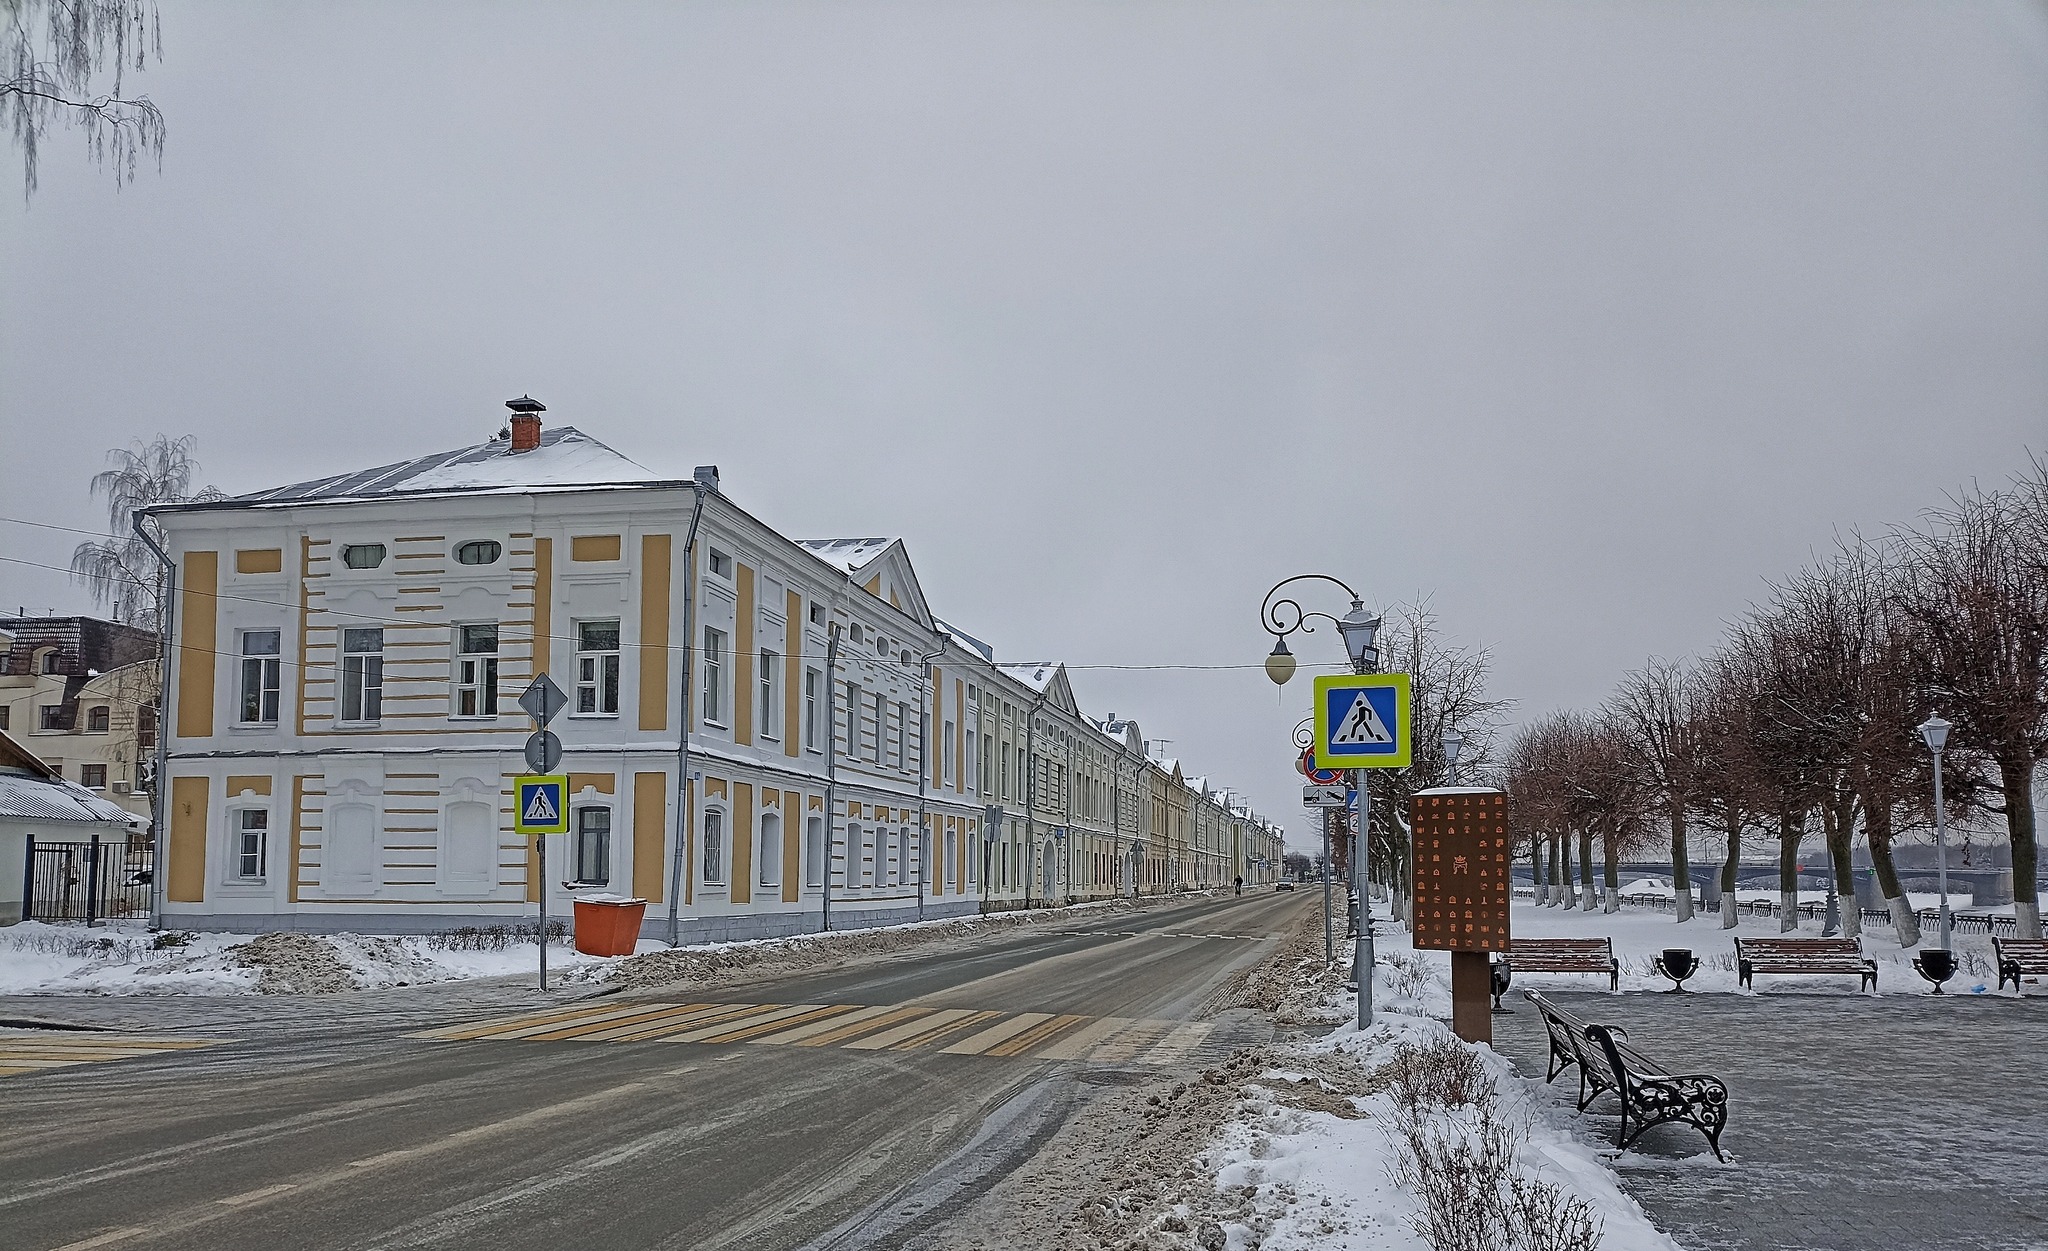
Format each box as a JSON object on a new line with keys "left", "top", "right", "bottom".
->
{"left": 521, "top": 1004, "right": 727, "bottom": 1042}
{"left": 1087, "top": 1020, "right": 1174, "bottom": 1061}
{"left": 568, "top": 1004, "right": 746, "bottom": 1042}
{"left": 987, "top": 1013, "right": 1087, "bottom": 1057}
{"left": 216, "top": 1182, "right": 297, "bottom": 1207}
{"left": 789, "top": 1005, "right": 932, "bottom": 1047}
{"left": 844, "top": 1008, "right": 978, "bottom": 1051}
{"left": 415, "top": 1001, "right": 648, "bottom": 1041}
{"left": 939, "top": 1012, "right": 1051, "bottom": 1056}
{"left": 52, "top": 1225, "right": 149, "bottom": 1250}
{"left": 752, "top": 1004, "right": 898, "bottom": 1045}
{"left": 1137, "top": 1021, "right": 1212, "bottom": 1066}
{"left": 673, "top": 1004, "right": 842, "bottom": 1044}
{"left": 889, "top": 1010, "right": 1003, "bottom": 1051}
{"left": 1034, "top": 1015, "right": 1136, "bottom": 1060}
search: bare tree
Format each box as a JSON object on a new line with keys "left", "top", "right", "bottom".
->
{"left": 1607, "top": 657, "right": 1709, "bottom": 922}
{"left": 70, "top": 433, "right": 223, "bottom": 629}
{"left": 1691, "top": 652, "right": 1767, "bottom": 929}
{"left": 3, "top": 0, "right": 166, "bottom": 199}
{"left": 1897, "top": 478, "right": 2048, "bottom": 938}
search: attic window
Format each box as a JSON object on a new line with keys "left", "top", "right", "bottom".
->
{"left": 809, "top": 604, "right": 825, "bottom": 626}
{"left": 709, "top": 549, "right": 733, "bottom": 579}
{"left": 455, "top": 540, "right": 502, "bottom": 566}
{"left": 849, "top": 623, "right": 864, "bottom": 645}
{"left": 341, "top": 544, "right": 386, "bottom": 570}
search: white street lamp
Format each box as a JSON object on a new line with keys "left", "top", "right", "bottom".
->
{"left": 1441, "top": 726, "right": 1464, "bottom": 787}
{"left": 1918, "top": 713, "right": 1953, "bottom": 951}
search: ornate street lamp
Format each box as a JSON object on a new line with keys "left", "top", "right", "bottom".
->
{"left": 1260, "top": 573, "right": 1381, "bottom": 1027}
{"left": 1441, "top": 726, "right": 1464, "bottom": 787}
{"left": 1918, "top": 713, "right": 1954, "bottom": 953}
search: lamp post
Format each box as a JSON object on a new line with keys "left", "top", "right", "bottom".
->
{"left": 1441, "top": 726, "right": 1464, "bottom": 787}
{"left": 1262, "top": 575, "right": 1381, "bottom": 1028}
{"left": 1918, "top": 713, "right": 1953, "bottom": 951}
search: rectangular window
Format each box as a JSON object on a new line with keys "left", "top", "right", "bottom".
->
{"left": 576, "top": 808, "right": 611, "bottom": 885}
{"left": 890, "top": 702, "right": 905, "bottom": 769}
{"left": 943, "top": 720, "right": 956, "bottom": 784}
{"left": 759, "top": 649, "right": 781, "bottom": 739}
{"left": 845, "top": 682, "right": 862, "bottom": 756}
{"left": 804, "top": 668, "right": 823, "bottom": 752}
{"left": 873, "top": 693, "right": 887, "bottom": 763}
{"left": 0, "top": 706, "right": 9, "bottom": 730}
{"left": 38, "top": 704, "right": 63, "bottom": 731}
{"left": 340, "top": 628, "right": 384, "bottom": 722}
{"left": 235, "top": 630, "right": 282, "bottom": 725}
{"left": 81, "top": 763, "right": 108, "bottom": 790}
{"left": 708, "top": 548, "right": 733, "bottom": 578}
{"left": 701, "top": 809, "right": 726, "bottom": 884}
{"left": 235, "top": 809, "right": 268, "bottom": 880}
{"left": 982, "top": 734, "right": 993, "bottom": 795}
{"left": 575, "top": 620, "right": 621, "bottom": 715}
{"left": 702, "top": 627, "right": 726, "bottom": 724}
{"left": 454, "top": 623, "right": 500, "bottom": 717}
{"left": 804, "top": 815, "right": 825, "bottom": 888}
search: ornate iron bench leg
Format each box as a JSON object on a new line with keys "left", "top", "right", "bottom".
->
{"left": 1609, "top": 959, "right": 1620, "bottom": 992}
{"left": 1862, "top": 961, "right": 1877, "bottom": 993}
{"left": 1999, "top": 960, "right": 2020, "bottom": 993}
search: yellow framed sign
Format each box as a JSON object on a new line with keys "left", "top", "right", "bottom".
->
{"left": 1312, "top": 673, "right": 1412, "bottom": 771}
{"left": 514, "top": 774, "right": 569, "bottom": 835}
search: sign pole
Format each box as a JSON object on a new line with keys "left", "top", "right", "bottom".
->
{"left": 1321, "top": 808, "right": 1333, "bottom": 969}
{"left": 537, "top": 828, "right": 548, "bottom": 992}
{"left": 1355, "top": 768, "right": 1372, "bottom": 1029}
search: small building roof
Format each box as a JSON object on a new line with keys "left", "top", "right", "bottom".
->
{"left": 935, "top": 618, "right": 995, "bottom": 664}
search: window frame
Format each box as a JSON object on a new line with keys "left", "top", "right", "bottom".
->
{"left": 701, "top": 626, "right": 727, "bottom": 725}
{"left": 339, "top": 543, "right": 386, "bottom": 570}
{"left": 700, "top": 806, "right": 727, "bottom": 886}
{"left": 238, "top": 628, "right": 283, "bottom": 726}
{"left": 574, "top": 619, "right": 622, "bottom": 717}
{"left": 453, "top": 623, "right": 501, "bottom": 719}
{"left": 574, "top": 806, "right": 612, "bottom": 886}
{"left": 86, "top": 705, "right": 110, "bottom": 734}
{"left": 758, "top": 648, "right": 781, "bottom": 740}
{"left": 80, "top": 763, "right": 108, "bottom": 790}
{"left": 804, "top": 815, "right": 825, "bottom": 888}
{"left": 803, "top": 668, "right": 823, "bottom": 753}
{"left": 339, "top": 627, "right": 385, "bottom": 724}
{"left": 232, "top": 807, "right": 269, "bottom": 881}
{"left": 757, "top": 811, "right": 782, "bottom": 887}
{"left": 454, "top": 539, "right": 503, "bottom": 566}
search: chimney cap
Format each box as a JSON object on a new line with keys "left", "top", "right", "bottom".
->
{"left": 505, "top": 395, "right": 547, "bottom": 415}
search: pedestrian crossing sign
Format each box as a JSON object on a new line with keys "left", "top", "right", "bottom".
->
{"left": 1312, "top": 674, "right": 1411, "bottom": 771}
{"left": 514, "top": 775, "right": 569, "bottom": 835}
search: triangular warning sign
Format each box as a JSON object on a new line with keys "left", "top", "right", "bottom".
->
{"left": 1330, "top": 691, "right": 1394, "bottom": 747}
{"left": 522, "top": 786, "right": 559, "bottom": 823}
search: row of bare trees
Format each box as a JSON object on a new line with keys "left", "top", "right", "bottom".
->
{"left": 1504, "top": 460, "right": 2047, "bottom": 943}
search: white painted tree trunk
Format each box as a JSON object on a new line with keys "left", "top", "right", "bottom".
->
{"left": 1887, "top": 895, "right": 1921, "bottom": 947}
{"left": 2018, "top": 898, "right": 2043, "bottom": 940}
{"left": 1562, "top": 883, "right": 1577, "bottom": 910}
{"left": 1604, "top": 891, "right": 1619, "bottom": 914}
{"left": 1674, "top": 889, "right": 1694, "bottom": 923}
{"left": 1839, "top": 899, "right": 1861, "bottom": 939}
{"left": 1720, "top": 894, "right": 1739, "bottom": 929}
{"left": 1779, "top": 890, "right": 1799, "bottom": 932}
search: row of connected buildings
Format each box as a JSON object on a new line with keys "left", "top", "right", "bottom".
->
{"left": 138, "top": 402, "right": 1283, "bottom": 939}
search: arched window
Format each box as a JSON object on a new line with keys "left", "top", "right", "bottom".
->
{"left": 86, "top": 706, "right": 110, "bottom": 733}
{"left": 455, "top": 540, "right": 502, "bottom": 566}
{"left": 700, "top": 808, "right": 726, "bottom": 885}
{"left": 758, "top": 812, "right": 782, "bottom": 887}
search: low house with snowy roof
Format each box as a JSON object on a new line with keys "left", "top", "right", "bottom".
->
{"left": 0, "top": 729, "right": 145, "bottom": 925}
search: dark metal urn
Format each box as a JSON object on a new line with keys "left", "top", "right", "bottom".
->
{"left": 1654, "top": 948, "right": 1698, "bottom": 992}
{"left": 1490, "top": 955, "right": 1513, "bottom": 1012}
{"left": 1913, "top": 947, "right": 1958, "bottom": 993}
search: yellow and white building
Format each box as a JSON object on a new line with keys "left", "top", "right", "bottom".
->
{"left": 147, "top": 405, "right": 1281, "bottom": 938}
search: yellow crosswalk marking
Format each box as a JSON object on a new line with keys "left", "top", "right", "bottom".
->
{"left": 0, "top": 1030, "right": 220, "bottom": 1079}
{"left": 418, "top": 1001, "right": 1226, "bottom": 1067}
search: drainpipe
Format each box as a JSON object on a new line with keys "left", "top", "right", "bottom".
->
{"left": 666, "top": 475, "right": 712, "bottom": 947}
{"left": 1023, "top": 695, "right": 1045, "bottom": 908}
{"left": 820, "top": 623, "right": 841, "bottom": 932}
{"left": 132, "top": 511, "right": 176, "bottom": 932}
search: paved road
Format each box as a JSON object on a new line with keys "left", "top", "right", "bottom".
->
{"left": 1492, "top": 989, "right": 2048, "bottom": 1251}
{"left": 0, "top": 891, "right": 1307, "bottom": 1251}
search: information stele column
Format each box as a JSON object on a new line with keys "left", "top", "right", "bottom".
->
{"left": 1408, "top": 787, "right": 1511, "bottom": 1044}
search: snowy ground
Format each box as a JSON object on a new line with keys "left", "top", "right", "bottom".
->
{"left": 0, "top": 920, "right": 655, "bottom": 996}
{"left": 1498, "top": 898, "right": 2030, "bottom": 996}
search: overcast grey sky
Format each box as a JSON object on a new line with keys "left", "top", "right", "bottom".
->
{"left": 4, "top": 2, "right": 2044, "bottom": 848}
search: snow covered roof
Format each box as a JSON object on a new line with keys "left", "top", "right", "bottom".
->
{"left": 935, "top": 618, "right": 995, "bottom": 664}
{"left": 796, "top": 538, "right": 897, "bottom": 573}
{"left": 999, "top": 662, "right": 1059, "bottom": 693}
{"left": 0, "top": 770, "right": 141, "bottom": 827}
{"left": 218, "top": 426, "right": 660, "bottom": 505}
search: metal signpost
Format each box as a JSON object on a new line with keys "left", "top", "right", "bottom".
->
{"left": 516, "top": 675, "right": 568, "bottom": 990}
{"left": 1302, "top": 784, "right": 1347, "bottom": 968}
{"left": 1312, "top": 673, "right": 1412, "bottom": 1028}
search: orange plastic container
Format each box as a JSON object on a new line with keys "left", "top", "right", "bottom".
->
{"left": 571, "top": 896, "right": 648, "bottom": 957}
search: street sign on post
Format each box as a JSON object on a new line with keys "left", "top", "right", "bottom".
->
{"left": 1301, "top": 783, "right": 1347, "bottom": 808}
{"left": 523, "top": 730, "right": 563, "bottom": 775}
{"left": 1297, "top": 746, "right": 1342, "bottom": 786}
{"left": 515, "top": 775, "right": 569, "bottom": 835}
{"left": 1312, "top": 673, "right": 1412, "bottom": 772}
{"left": 517, "top": 674, "right": 568, "bottom": 726}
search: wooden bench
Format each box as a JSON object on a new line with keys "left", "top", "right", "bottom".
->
{"left": 1734, "top": 936, "right": 1876, "bottom": 992}
{"left": 1509, "top": 937, "right": 1619, "bottom": 991}
{"left": 1993, "top": 937, "right": 2048, "bottom": 992}
{"left": 1523, "top": 990, "right": 1729, "bottom": 1160}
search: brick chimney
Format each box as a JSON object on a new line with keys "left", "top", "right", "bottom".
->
{"left": 505, "top": 395, "right": 546, "bottom": 453}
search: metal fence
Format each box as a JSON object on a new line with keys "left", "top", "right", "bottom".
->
{"left": 1512, "top": 883, "right": 2022, "bottom": 936}
{"left": 23, "top": 836, "right": 154, "bottom": 923}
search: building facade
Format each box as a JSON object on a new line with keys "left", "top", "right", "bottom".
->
{"left": 0, "top": 617, "right": 160, "bottom": 819}
{"left": 148, "top": 409, "right": 1280, "bottom": 938}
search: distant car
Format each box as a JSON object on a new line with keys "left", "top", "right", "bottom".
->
{"left": 1276, "top": 881, "right": 1297, "bottom": 891}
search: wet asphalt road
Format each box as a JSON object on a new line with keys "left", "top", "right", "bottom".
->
{"left": 0, "top": 891, "right": 1309, "bottom": 1251}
